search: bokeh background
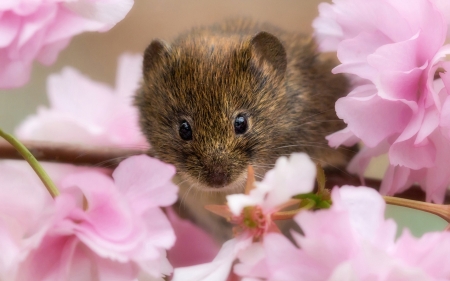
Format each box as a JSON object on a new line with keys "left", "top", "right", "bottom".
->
{"left": 0, "top": 0, "right": 446, "bottom": 236}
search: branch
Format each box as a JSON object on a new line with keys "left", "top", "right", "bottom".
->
{"left": 0, "top": 140, "right": 146, "bottom": 168}
{"left": 326, "top": 171, "right": 450, "bottom": 204}
{"left": 1, "top": 140, "right": 449, "bottom": 203}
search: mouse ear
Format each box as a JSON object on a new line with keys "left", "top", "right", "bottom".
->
{"left": 143, "top": 39, "right": 170, "bottom": 76}
{"left": 250, "top": 32, "right": 287, "bottom": 78}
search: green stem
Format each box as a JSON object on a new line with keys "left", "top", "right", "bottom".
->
{"left": 0, "top": 129, "right": 59, "bottom": 198}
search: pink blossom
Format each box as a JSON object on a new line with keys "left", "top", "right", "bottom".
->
{"left": 16, "top": 53, "right": 147, "bottom": 148}
{"left": 315, "top": 0, "right": 450, "bottom": 203}
{"left": 227, "top": 153, "right": 316, "bottom": 217}
{"left": 12, "top": 53, "right": 148, "bottom": 196}
{"left": 16, "top": 155, "right": 178, "bottom": 281}
{"left": 0, "top": 0, "right": 133, "bottom": 89}
{"left": 172, "top": 153, "right": 316, "bottom": 281}
{"left": 235, "top": 186, "right": 450, "bottom": 281}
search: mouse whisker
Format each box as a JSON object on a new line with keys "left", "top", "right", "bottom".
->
{"left": 272, "top": 143, "right": 358, "bottom": 154}
{"left": 179, "top": 183, "right": 194, "bottom": 210}
{"left": 89, "top": 156, "right": 131, "bottom": 168}
{"left": 291, "top": 119, "right": 344, "bottom": 129}
{"left": 294, "top": 109, "right": 338, "bottom": 124}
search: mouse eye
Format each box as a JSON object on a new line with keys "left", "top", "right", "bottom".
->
{"left": 234, "top": 114, "right": 248, "bottom": 135}
{"left": 179, "top": 120, "right": 193, "bottom": 141}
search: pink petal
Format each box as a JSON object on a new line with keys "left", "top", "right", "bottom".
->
{"left": 336, "top": 186, "right": 396, "bottom": 246}
{"left": 388, "top": 0, "right": 447, "bottom": 59}
{"left": 368, "top": 34, "right": 429, "bottom": 102}
{"left": 59, "top": 172, "right": 145, "bottom": 261}
{"left": 433, "top": 0, "right": 450, "bottom": 27}
{"left": 36, "top": 38, "right": 71, "bottom": 65}
{"left": 226, "top": 193, "right": 264, "bottom": 217}
{"left": 0, "top": 162, "right": 54, "bottom": 279}
{"left": 46, "top": 67, "right": 114, "bottom": 125}
{"left": 17, "top": 5, "right": 56, "bottom": 48}
{"left": 141, "top": 208, "right": 176, "bottom": 253}
{"left": 326, "top": 126, "right": 359, "bottom": 148}
{"left": 395, "top": 229, "right": 450, "bottom": 278}
{"left": 1, "top": 0, "right": 134, "bottom": 89}
{"left": 415, "top": 105, "right": 439, "bottom": 144}
{"left": 312, "top": 3, "right": 343, "bottom": 52}
{"left": 293, "top": 207, "right": 357, "bottom": 272}
{"left": 167, "top": 208, "right": 219, "bottom": 268}
{"left": 41, "top": 5, "right": 108, "bottom": 45}
{"left": 389, "top": 136, "right": 435, "bottom": 169}
{"left": 16, "top": 235, "right": 79, "bottom": 281}
{"left": 0, "top": 222, "right": 21, "bottom": 280}
{"left": 228, "top": 153, "right": 316, "bottom": 216}
{"left": 114, "top": 53, "right": 143, "bottom": 97}
{"left": 16, "top": 54, "right": 148, "bottom": 147}
{"left": 379, "top": 165, "right": 411, "bottom": 195}
{"left": 64, "top": 0, "right": 133, "bottom": 27}
{"left": 334, "top": 31, "right": 390, "bottom": 81}
{"left": 423, "top": 132, "right": 450, "bottom": 203}
{"left": 16, "top": 110, "right": 104, "bottom": 144}
{"left": 264, "top": 233, "right": 323, "bottom": 281}
{"left": 17, "top": 235, "right": 139, "bottom": 281}
{"left": 0, "top": 12, "right": 20, "bottom": 48}
{"left": 335, "top": 85, "right": 412, "bottom": 147}
{"left": 234, "top": 243, "right": 268, "bottom": 279}
{"left": 112, "top": 155, "right": 178, "bottom": 212}
{"left": 0, "top": 51, "right": 32, "bottom": 88}
{"left": 172, "top": 236, "right": 252, "bottom": 281}
{"left": 261, "top": 153, "right": 316, "bottom": 212}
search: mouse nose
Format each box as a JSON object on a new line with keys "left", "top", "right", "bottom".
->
{"left": 207, "top": 168, "right": 229, "bottom": 188}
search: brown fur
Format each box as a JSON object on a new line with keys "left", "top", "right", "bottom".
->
{"left": 135, "top": 19, "right": 353, "bottom": 241}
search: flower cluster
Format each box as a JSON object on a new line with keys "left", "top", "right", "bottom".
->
{"left": 172, "top": 152, "right": 450, "bottom": 281}
{"left": 0, "top": 155, "right": 178, "bottom": 281}
{"left": 236, "top": 186, "right": 450, "bottom": 281}
{"left": 0, "top": 0, "right": 133, "bottom": 89}
{"left": 1, "top": 51, "right": 221, "bottom": 280}
{"left": 16, "top": 53, "right": 147, "bottom": 148}
{"left": 314, "top": 0, "right": 450, "bottom": 203}
{"left": 172, "top": 153, "right": 317, "bottom": 281}
{"left": 3, "top": 0, "right": 450, "bottom": 279}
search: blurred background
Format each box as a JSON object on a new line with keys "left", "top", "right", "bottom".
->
{"left": 0, "top": 0, "right": 446, "bottom": 236}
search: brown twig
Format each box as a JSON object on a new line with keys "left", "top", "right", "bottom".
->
{"left": 1, "top": 139, "right": 449, "bottom": 203}
{"left": 384, "top": 196, "right": 450, "bottom": 222}
{"left": 0, "top": 140, "right": 146, "bottom": 168}
{"left": 326, "top": 171, "right": 450, "bottom": 204}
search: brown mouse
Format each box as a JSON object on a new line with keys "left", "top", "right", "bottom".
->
{"left": 135, "top": 19, "right": 353, "bottom": 241}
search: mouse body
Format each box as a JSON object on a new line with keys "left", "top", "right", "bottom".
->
{"left": 135, "top": 19, "right": 352, "bottom": 241}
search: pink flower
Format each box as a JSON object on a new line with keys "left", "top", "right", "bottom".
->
{"left": 226, "top": 153, "right": 316, "bottom": 238}
{"left": 16, "top": 53, "right": 147, "bottom": 148}
{"left": 16, "top": 155, "right": 178, "bottom": 281}
{"left": 12, "top": 53, "right": 148, "bottom": 196}
{"left": 0, "top": 0, "right": 133, "bottom": 89}
{"left": 314, "top": 0, "right": 450, "bottom": 202}
{"left": 172, "top": 153, "right": 316, "bottom": 281}
{"left": 235, "top": 186, "right": 450, "bottom": 281}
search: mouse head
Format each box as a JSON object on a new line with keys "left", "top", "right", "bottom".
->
{"left": 135, "top": 31, "right": 288, "bottom": 192}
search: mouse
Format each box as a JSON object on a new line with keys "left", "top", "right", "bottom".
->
{"left": 135, "top": 18, "right": 353, "bottom": 241}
